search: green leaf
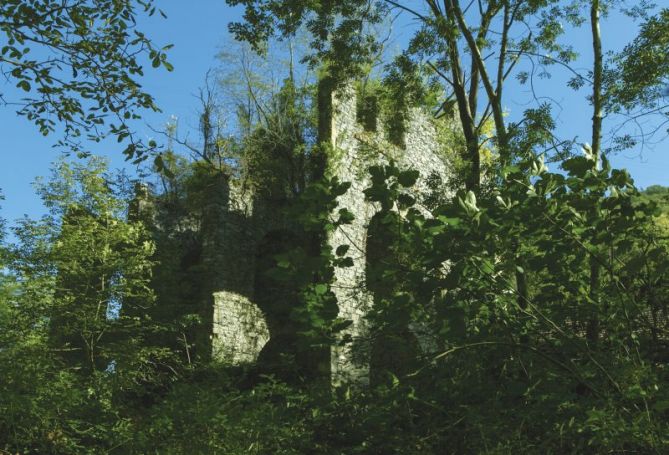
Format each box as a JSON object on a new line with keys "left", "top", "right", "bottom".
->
{"left": 562, "top": 156, "right": 593, "bottom": 177}
{"left": 437, "top": 215, "right": 461, "bottom": 226}
{"left": 398, "top": 169, "right": 419, "bottom": 187}
{"left": 335, "top": 244, "right": 350, "bottom": 257}
{"left": 331, "top": 318, "right": 353, "bottom": 333}
{"left": 338, "top": 257, "right": 354, "bottom": 268}
{"left": 314, "top": 284, "right": 328, "bottom": 295}
{"left": 397, "top": 193, "right": 415, "bottom": 208}
{"left": 338, "top": 208, "right": 355, "bottom": 224}
{"left": 17, "top": 80, "right": 31, "bottom": 92}
{"left": 653, "top": 400, "right": 669, "bottom": 412}
{"left": 332, "top": 181, "right": 351, "bottom": 196}
{"left": 480, "top": 258, "right": 494, "bottom": 275}
{"left": 368, "top": 165, "right": 385, "bottom": 182}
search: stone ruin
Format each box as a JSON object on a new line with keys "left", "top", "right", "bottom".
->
{"left": 205, "top": 83, "right": 452, "bottom": 386}
{"left": 136, "top": 82, "right": 453, "bottom": 386}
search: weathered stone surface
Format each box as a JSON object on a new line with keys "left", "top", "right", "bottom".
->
{"left": 212, "top": 291, "right": 269, "bottom": 364}
{"left": 184, "top": 82, "right": 452, "bottom": 385}
{"left": 326, "top": 86, "right": 450, "bottom": 386}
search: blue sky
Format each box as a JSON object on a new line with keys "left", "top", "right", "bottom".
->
{"left": 1, "top": 1, "right": 245, "bottom": 226}
{"left": 1, "top": 1, "right": 668, "bottom": 229}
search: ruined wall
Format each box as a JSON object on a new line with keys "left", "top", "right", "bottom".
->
{"left": 209, "top": 180, "right": 275, "bottom": 363}
{"left": 326, "top": 86, "right": 451, "bottom": 386}
{"left": 208, "top": 178, "right": 297, "bottom": 365}
{"left": 212, "top": 290, "right": 269, "bottom": 363}
{"left": 206, "top": 83, "right": 452, "bottom": 386}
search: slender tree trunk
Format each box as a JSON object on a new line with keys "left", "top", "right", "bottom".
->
{"left": 445, "top": 38, "right": 480, "bottom": 192}
{"left": 424, "top": 0, "right": 481, "bottom": 192}
{"left": 591, "top": 0, "right": 603, "bottom": 166}
{"left": 449, "top": 0, "right": 509, "bottom": 158}
{"left": 588, "top": 0, "right": 603, "bottom": 343}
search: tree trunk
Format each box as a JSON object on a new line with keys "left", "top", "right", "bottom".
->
{"left": 588, "top": 0, "right": 603, "bottom": 343}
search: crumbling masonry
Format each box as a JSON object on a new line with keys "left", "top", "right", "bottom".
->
{"left": 205, "top": 84, "right": 451, "bottom": 386}
{"left": 136, "top": 83, "right": 453, "bottom": 386}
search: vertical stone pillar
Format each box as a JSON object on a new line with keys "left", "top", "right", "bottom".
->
{"left": 204, "top": 176, "right": 265, "bottom": 362}
{"left": 197, "top": 172, "right": 230, "bottom": 361}
{"left": 325, "top": 84, "right": 376, "bottom": 387}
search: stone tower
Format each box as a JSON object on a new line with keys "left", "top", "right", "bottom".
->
{"left": 207, "top": 83, "right": 451, "bottom": 386}
{"left": 324, "top": 86, "right": 450, "bottom": 385}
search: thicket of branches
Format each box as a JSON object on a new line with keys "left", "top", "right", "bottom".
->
{"left": 1, "top": 1, "right": 669, "bottom": 453}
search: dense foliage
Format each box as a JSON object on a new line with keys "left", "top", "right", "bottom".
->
{"left": 2, "top": 155, "right": 667, "bottom": 454}
{"left": 1, "top": 1, "right": 669, "bottom": 454}
{"left": 1, "top": 159, "right": 178, "bottom": 452}
{"left": 0, "top": 0, "right": 170, "bottom": 161}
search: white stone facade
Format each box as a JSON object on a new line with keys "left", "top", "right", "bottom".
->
{"left": 327, "top": 87, "right": 450, "bottom": 386}
{"left": 212, "top": 291, "right": 270, "bottom": 364}
{"left": 210, "top": 84, "right": 451, "bottom": 386}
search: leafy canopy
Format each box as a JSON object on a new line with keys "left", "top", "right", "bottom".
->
{"left": 0, "top": 0, "right": 171, "bottom": 161}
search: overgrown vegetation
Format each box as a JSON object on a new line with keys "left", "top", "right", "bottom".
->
{"left": 2, "top": 1, "right": 669, "bottom": 453}
{"left": 0, "top": 0, "right": 171, "bottom": 161}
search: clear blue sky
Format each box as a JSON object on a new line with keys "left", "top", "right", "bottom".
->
{"left": 1, "top": 2, "right": 668, "bottom": 230}
{"left": 0, "top": 1, "right": 245, "bottom": 226}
